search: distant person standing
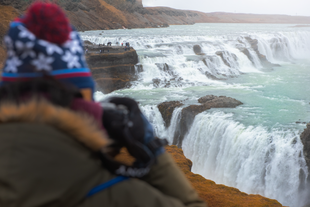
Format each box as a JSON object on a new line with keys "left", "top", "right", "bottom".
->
{"left": 126, "top": 42, "right": 130, "bottom": 50}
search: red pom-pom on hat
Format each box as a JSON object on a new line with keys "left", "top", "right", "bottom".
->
{"left": 21, "top": 2, "right": 71, "bottom": 44}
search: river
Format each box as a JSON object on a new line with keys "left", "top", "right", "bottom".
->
{"left": 81, "top": 23, "right": 310, "bottom": 206}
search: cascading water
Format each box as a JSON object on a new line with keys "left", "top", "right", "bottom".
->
{"left": 139, "top": 105, "right": 166, "bottom": 136}
{"left": 82, "top": 24, "right": 310, "bottom": 89}
{"left": 86, "top": 23, "right": 310, "bottom": 207}
{"left": 166, "top": 107, "right": 183, "bottom": 144}
{"left": 182, "top": 111, "right": 308, "bottom": 207}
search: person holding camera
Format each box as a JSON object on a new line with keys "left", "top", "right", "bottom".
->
{"left": 0, "top": 2, "right": 206, "bottom": 207}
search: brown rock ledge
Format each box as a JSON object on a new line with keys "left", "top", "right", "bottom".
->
{"left": 158, "top": 95, "right": 243, "bottom": 147}
{"left": 85, "top": 47, "right": 139, "bottom": 93}
{"left": 158, "top": 101, "right": 184, "bottom": 128}
{"left": 300, "top": 123, "right": 310, "bottom": 183}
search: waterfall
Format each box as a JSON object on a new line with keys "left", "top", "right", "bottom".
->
{"left": 182, "top": 111, "right": 309, "bottom": 207}
{"left": 86, "top": 24, "right": 310, "bottom": 206}
{"left": 82, "top": 28, "right": 310, "bottom": 90}
{"left": 166, "top": 107, "right": 183, "bottom": 144}
{"left": 140, "top": 105, "right": 166, "bottom": 137}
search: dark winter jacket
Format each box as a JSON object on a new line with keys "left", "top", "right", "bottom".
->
{"left": 0, "top": 98, "right": 206, "bottom": 207}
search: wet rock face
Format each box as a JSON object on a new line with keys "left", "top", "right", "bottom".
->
{"left": 158, "top": 101, "right": 184, "bottom": 128}
{"left": 300, "top": 123, "right": 310, "bottom": 180}
{"left": 83, "top": 40, "right": 94, "bottom": 46}
{"left": 198, "top": 95, "right": 217, "bottom": 103}
{"left": 85, "top": 46, "right": 138, "bottom": 93}
{"left": 152, "top": 63, "right": 183, "bottom": 88}
{"left": 193, "top": 45, "right": 203, "bottom": 55}
{"left": 174, "top": 96, "right": 243, "bottom": 147}
{"left": 158, "top": 95, "right": 243, "bottom": 147}
{"left": 215, "top": 51, "right": 238, "bottom": 68}
{"left": 239, "top": 37, "right": 281, "bottom": 69}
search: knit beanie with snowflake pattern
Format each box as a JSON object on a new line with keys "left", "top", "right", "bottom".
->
{"left": 1, "top": 2, "right": 95, "bottom": 100}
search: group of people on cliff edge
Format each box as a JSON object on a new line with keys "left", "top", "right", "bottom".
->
{"left": 0, "top": 2, "right": 207, "bottom": 207}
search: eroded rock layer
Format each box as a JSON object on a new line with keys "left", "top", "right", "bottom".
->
{"left": 85, "top": 47, "right": 139, "bottom": 93}
{"left": 300, "top": 123, "right": 310, "bottom": 182}
{"left": 158, "top": 95, "right": 243, "bottom": 147}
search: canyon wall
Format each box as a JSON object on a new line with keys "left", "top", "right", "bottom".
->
{"left": 158, "top": 95, "right": 243, "bottom": 147}
{"left": 0, "top": 5, "right": 20, "bottom": 68}
{"left": 2, "top": 0, "right": 310, "bottom": 67}
{"left": 85, "top": 46, "right": 139, "bottom": 93}
{"left": 1, "top": 0, "right": 310, "bottom": 33}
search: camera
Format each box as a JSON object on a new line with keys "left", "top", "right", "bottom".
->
{"left": 99, "top": 97, "right": 167, "bottom": 177}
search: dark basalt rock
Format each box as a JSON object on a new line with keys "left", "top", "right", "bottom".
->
{"left": 152, "top": 78, "right": 161, "bottom": 88}
{"left": 158, "top": 101, "right": 184, "bottom": 128}
{"left": 173, "top": 96, "right": 243, "bottom": 147}
{"left": 198, "top": 95, "right": 217, "bottom": 104}
{"left": 155, "top": 63, "right": 173, "bottom": 75}
{"left": 158, "top": 96, "right": 243, "bottom": 147}
{"left": 200, "top": 56, "right": 238, "bottom": 80}
{"left": 193, "top": 45, "right": 205, "bottom": 55}
{"left": 83, "top": 40, "right": 94, "bottom": 46}
{"left": 85, "top": 46, "right": 139, "bottom": 94}
{"left": 300, "top": 123, "right": 310, "bottom": 182}
{"left": 215, "top": 51, "right": 238, "bottom": 68}
{"left": 239, "top": 37, "right": 281, "bottom": 69}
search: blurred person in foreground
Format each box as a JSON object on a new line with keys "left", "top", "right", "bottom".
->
{"left": 0, "top": 2, "right": 206, "bottom": 207}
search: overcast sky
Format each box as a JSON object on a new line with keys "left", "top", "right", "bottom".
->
{"left": 142, "top": 0, "right": 310, "bottom": 16}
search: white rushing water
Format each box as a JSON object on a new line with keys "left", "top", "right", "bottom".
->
{"left": 84, "top": 24, "right": 310, "bottom": 206}
{"left": 182, "top": 111, "right": 308, "bottom": 206}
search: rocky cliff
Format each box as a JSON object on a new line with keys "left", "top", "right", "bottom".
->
{"left": 2, "top": 0, "right": 310, "bottom": 68}
{"left": 158, "top": 95, "right": 243, "bottom": 147}
{"left": 85, "top": 46, "right": 139, "bottom": 93}
{"left": 0, "top": 5, "right": 20, "bottom": 68}
{"left": 1, "top": 0, "right": 310, "bottom": 32}
{"left": 0, "top": 0, "right": 212, "bottom": 32}
{"left": 300, "top": 124, "right": 310, "bottom": 183}
{"left": 115, "top": 146, "right": 283, "bottom": 207}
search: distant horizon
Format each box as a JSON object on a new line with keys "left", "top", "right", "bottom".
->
{"left": 142, "top": 0, "right": 310, "bottom": 17}
{"left": 144, "top": 6, "right": 310, "bottom": 17}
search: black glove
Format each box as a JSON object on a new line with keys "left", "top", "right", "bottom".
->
{"left": 101, "top": 97, "right": 166, "bottom": 164}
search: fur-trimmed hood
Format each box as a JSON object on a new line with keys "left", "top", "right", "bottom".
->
{"left": 0, "top": 98, "right": 115, "bottom": 207}
{"left": 0, "top": 98, "right": 111, "bottom": 151}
